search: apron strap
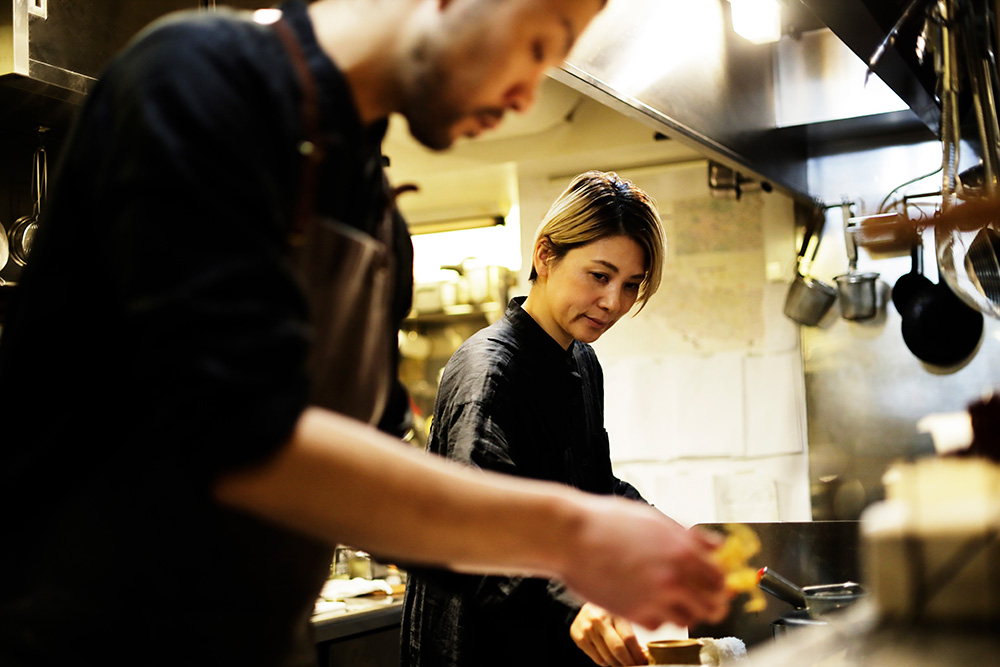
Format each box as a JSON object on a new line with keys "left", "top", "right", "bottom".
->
{"left": 273, "top": 18, "right": 324, "bottom": 246}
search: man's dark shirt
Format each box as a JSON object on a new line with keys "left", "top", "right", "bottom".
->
{"left": 0, "top": 2, "right": 412, "bottom": 665}
{"left": 402, "top": 297, "right": 643, "bottom": 667}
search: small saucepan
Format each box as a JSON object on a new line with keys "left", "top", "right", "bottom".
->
{"left": 770, "top": 609, "right": 827, "bottom": 638}
{"left": 757, "top": 566, "right": 867, "bottom": 619}
{"left": 9, "top": 142, "right": 47, "bottom": 267}
{"left": 784, "top": 203, "right": 837, "bottom": 326}
{"left": 833, "top": 212, "right": 880, "bottom": 321}
{"left": 8, "top": 212, "right": 37, "bottom": 267}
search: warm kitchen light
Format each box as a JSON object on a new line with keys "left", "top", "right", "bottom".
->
{"left": 566, "top": 0, "right": 727, "bottom": 96}
{"left": 409, "top": 206, "right": 522, "bottom": 285}
{"left": 730, "top": 0, "right": 782, "bottom": 44}
{"left": 407, "top": 215, "right": 504, "bottom": 236}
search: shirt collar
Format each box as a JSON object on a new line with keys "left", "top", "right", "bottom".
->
{"left": 504, "top": 296, "right": 578, "bottom": 365}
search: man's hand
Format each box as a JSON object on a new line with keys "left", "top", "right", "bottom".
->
{"left": 557, "top": 496, "right": 730, "bottom": 630}
{"left": 570, "top": 603, "right": 648, "bottom": 666}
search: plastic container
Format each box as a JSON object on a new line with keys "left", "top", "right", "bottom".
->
{"left": 861, "top": 459, "right": 1000, "bottom": 623}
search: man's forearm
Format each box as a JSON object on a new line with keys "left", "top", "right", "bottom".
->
{"left": 212, "top": 406, "right": 578, "bottom": 578}
{"left": 213, "top": 406, "right": 729, "bottom": 629}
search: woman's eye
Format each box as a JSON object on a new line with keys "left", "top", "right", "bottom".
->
{"left": 625, "top": 282, "right": 641, "bottom": 292}
{"left": 591, "top": 272, "right": 608, "bottom": 283}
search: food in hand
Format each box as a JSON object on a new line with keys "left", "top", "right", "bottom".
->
{"left": 711, "top": 524, "right": 766, "bottom": 613}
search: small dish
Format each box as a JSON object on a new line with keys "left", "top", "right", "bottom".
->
{"left": 647, "top": 638, "right": 703, "bottom": 665}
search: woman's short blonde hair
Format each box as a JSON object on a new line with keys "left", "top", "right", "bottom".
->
{"left": 529, "top": 170, "right": 665, "bottom": 311}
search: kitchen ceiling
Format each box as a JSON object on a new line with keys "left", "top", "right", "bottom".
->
{"left": 386, "top": 0, "right": 940, "bottom": 222}
{"left": 382, "top": 76, "right": 709, "bottom": 225}
{"left": 382, "top": 0, "right": 827, "bottom": 218}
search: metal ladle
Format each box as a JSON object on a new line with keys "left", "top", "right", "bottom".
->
{"left": 956, "top": 0, "right": 1000, "bottom": 310}
{"left": 934, "top": 0, "right": 1000, "bottom": 320}
{"left": 8, "top": 136, "right": 46, "bottom": 267}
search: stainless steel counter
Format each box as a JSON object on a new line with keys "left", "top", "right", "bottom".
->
{"left": 744, "top": 601, "right": 1000, "bottom": 666}
{"left": 311, "top": 595, "right": 403, "bottom": 644}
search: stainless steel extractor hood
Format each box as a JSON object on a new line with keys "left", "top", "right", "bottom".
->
{"left": 557, "top": 0, "right": 811, "bottom": 199}
{"left": 556, "top": 0, "right": 940, "bottom": 202}
{"left": 798, "top": 0, "right": 944, "bottom": 135}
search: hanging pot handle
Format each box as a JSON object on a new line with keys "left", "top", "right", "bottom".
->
{"left": 31, "top": 129, "right": 47, "bottom": 217}
{"left": 796, "top": 201, "right": 827, "bottom": 276}
{"left": 911, "top": 232, "right": 923, "bottom": 275}
{"left": 842, "top": 202, "right": 859, "bottom": 271}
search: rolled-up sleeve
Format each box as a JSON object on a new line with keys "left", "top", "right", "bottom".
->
{"left": 66, "top": 19, "right": 310, "bottom": 480}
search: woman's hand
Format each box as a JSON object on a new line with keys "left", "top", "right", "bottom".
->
{"left": 570, "top": 603, "right": 648, "bottom": 666}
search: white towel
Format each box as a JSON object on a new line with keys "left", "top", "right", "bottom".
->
{"left": 319, "top": 577, "right": 394, "bottom": 600}
{"left": 313, "top": 600, "right": 347, "bottom": 615}
{"left": 700, "top": 637, "right": 748, "bottom": 665}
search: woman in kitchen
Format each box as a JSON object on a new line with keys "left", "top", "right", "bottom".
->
{"left": 403, "top": 171, "right": 722, "bottom": 667}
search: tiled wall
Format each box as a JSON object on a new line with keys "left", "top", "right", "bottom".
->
{"left": 515, "top": 163, "right": 813, "bottom": 527}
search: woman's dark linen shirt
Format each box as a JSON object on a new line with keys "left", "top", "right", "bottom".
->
{"left": 0, "top": 2, "right": 412, "bottom": 665}
{"left": 402, "top": 297, "right": 643, "bottom": 667}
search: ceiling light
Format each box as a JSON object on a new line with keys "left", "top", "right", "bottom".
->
{"left": 730, "top": 0, "right": 782, "bottom": 45}
{"left": 407, "top": 215, "right": 505, "bottom": 236}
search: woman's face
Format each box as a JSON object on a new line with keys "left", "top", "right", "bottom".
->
{"left": 528, "top": 235, "right": 647, "bottom": 349}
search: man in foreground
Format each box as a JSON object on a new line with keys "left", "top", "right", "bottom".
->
{"left": 0, "top": 1, "right": 729, "bottom": 665}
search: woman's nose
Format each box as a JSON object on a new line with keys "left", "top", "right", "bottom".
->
{"left": 598, "top": 286, "right": 621, "bottom": 312}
